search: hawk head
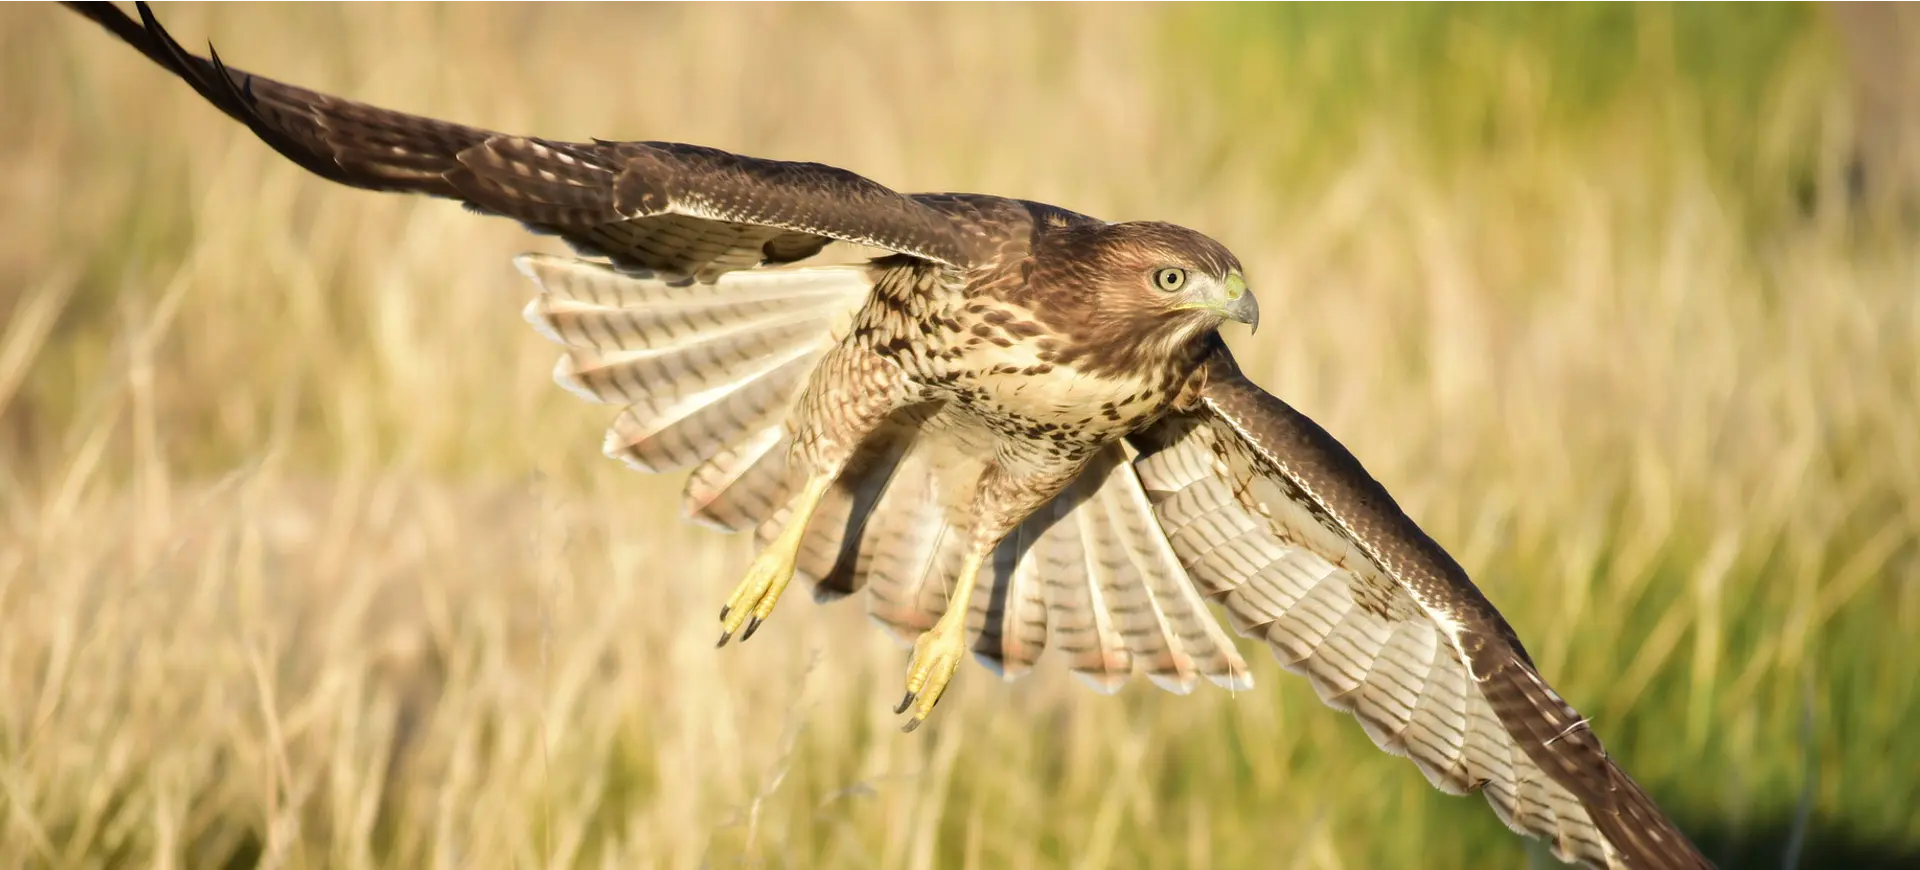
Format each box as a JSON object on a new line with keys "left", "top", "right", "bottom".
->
{"left": 1029, "top": 220, "right": 1257, "bottom": 376}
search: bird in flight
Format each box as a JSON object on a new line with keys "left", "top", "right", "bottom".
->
{"left": 63, "top": 4, "right": 1713, "bottom": 867}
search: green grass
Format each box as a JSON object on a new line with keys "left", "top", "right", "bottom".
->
{"left": 1175, "top": 2, "right": 1863, "bottom": 250}
{"left": 2, "top": 3, "right": 1916, "bottom": 869}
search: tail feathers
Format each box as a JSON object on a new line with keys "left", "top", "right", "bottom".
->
{"left": 857, "top": 441, "right": 972, "bottom": 644}
{"left": 797, "top": 424, "right": 917, "bottom": 601}
{"left": 769, "top": 434, "right": 1251, "bottom": 695}
{"left": 1029, "top": 484, "right": 1134, "bottom": 693}
{"left": 682, "top": 424, "right": 789, "bottom": 532}
{"left": 515, "top": 256, "right": 869, "bottom": 475}
{"left": 738, "top": 422, "right": 917, "bottom": 601}
{"left": 967, "top": 517, "right": 1051, "bottom": 681}
{"left": 961, "top": 446, "right": 1249, "bottom": 694}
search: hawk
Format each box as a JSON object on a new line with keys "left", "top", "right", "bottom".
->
{"left": 64, "top": 3, "right": 1712, "bottom": 868}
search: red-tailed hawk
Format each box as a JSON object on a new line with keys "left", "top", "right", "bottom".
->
{"left": 63, "top": 3, "right": 1713, "bottom": 868}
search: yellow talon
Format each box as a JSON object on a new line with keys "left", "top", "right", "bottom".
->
{"left": 717, "top": 476, "right": 833, "bottom": 646}
{"left": 897, "top": 548, "right": 988, "bottom": 730}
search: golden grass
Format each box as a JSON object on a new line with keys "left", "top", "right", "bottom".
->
{"left": 3, "top": 3, "right": 1917, "bottom": 868}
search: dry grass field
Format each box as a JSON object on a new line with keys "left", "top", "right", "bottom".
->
{"left": 3, "top": 3, "right": 1917, "bottom": 869}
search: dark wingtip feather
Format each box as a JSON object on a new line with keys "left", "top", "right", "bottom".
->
{"left": 62, "top": 3, "right": 242, "bottom": 122}
{"left": 59, "top": 3, "right": 152, "bottom": 54}
{"left": 132, "top": 0, "right": 232, "bottom": 109}
{"left": 155, "top": 3, "right": 361, "bottom": 184}
{"left": 62, "top": 3, "right": 310, "bottom": 174}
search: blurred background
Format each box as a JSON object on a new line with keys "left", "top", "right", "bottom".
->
{"left": 3, "top": 3, "right": 1917, "bottom": 868}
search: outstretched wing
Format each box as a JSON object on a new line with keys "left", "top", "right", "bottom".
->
{"left": 61, "top": 1, "right": 972, "bottom": 279}
{"left": 1126, "top": 347, "right": 1711, "bottom": 870}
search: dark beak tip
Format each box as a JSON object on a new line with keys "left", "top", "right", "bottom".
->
{"left": 1234, "top": 295, "right": 1261, "bottom": 333}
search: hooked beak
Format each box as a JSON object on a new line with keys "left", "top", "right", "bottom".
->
{"left": 1220, "top": 281, "right": 1260, "bottom": 332}
{"left": 1213, "top": 272, "right": 1260, "bottom": 332}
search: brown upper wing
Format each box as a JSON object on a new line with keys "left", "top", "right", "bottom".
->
{"left": 1128, "top": 345, "right": 1711, "bottom": 870}
{"left": 63, "top": 2, "right": 973, "bottom": 279}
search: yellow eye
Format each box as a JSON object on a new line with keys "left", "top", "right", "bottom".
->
{"left": 1153, "top": 267, "right": 1187, "bottom": 292}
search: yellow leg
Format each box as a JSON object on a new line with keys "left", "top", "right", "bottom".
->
{"left": 717, "top": 475, "right": 834, "bottom": 646}
{"left": 895, "top": 547, "right": 989, "bottom": 731}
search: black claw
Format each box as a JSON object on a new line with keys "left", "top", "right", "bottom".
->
{"left": 902, "top": 717, "right": 923, "bottom": 733}
{"left": 893, "top": 691, "right": 916, "bottom": 715}
{"left": 716, "top": 630, "right": 733, "bottom": 648}
{"left": 718, "top": 604, "right": 731, "bottom": 622}
{"left": 740, "top": 615, "right": 764, "bottom": 642}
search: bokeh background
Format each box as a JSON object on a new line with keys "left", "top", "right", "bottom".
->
{"left": 4, "top": 3, "right": 1918, "bottom": 868}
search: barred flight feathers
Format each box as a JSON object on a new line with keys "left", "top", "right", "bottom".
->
{"left": 1131, "top": 346, "right": 1713, "bottom": 870}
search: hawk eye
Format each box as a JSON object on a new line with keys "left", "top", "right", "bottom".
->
{"left": 1153, "top": 267, "right": 1187, "bottom": 293}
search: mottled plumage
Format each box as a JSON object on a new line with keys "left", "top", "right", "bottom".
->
{"left": 63, "top": 4, "right": 1714, "bottom": 868}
